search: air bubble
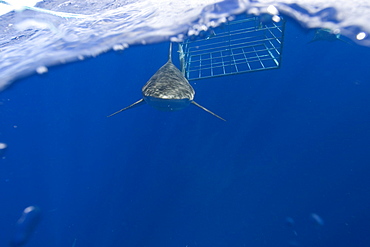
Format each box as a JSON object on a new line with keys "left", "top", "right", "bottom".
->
{"left": 267, "top": 5, "right": 279, "bottom": 15}
{"left": 0, "top": 143, "right": 7, "bottom": 149}
{"left": 0, "top": 142, "right": 7, "bottom": 158}
{"left": 356, "top": 32, "right": 366, "bottom": 40}
{"left": 272, "top": 15, "right": 281, "bottom": 22}
{"left": 113, "top": 44, "right": 125, "bottom": 51}
{"left": 310, "top": 213, "right": 324, "bottom": 226}
{"left": 36, "top": 66, "right": 48, "bottom": 74}
{"left": 10, "top": 206, "right": 41, "bottom": 247}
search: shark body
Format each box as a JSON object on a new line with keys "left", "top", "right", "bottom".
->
{"left": 108, "top": 43, "right": 225, "bottom": 121}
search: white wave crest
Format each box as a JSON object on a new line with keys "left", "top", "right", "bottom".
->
{"left": 0, "top": 0, "right": 369, "bottom": 90}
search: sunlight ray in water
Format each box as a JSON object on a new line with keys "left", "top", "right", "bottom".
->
{"left": 0, "top": 0, "right": 369, "bottom": 90}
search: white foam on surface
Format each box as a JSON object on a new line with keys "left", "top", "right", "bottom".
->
{"left": 0, "top": 0, "right": 369, "bottom": 89}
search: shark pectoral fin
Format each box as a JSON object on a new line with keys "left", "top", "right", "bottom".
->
{"left": 307, "top": 39, "right": 315, "bottom": 44}
{"left": 107, "top": 99, "right": 145, "bottom": 117}
{"left": 339, "top": 38, "right": 353, "bottom": 45}
{"left": 191, "top": 101, "right": 226, "bottom": 121}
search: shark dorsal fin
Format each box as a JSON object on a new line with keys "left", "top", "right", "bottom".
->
{"left": 168, "top": 42, "right": 172, "bottom": 62}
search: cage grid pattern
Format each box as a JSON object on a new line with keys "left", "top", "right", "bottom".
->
{"left": 181, "top": 15, "right": 285, "bottom": 80}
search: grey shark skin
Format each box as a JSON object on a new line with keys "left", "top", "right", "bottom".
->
{"left": 108, "top": 43, "right": 225, "bottom": 121}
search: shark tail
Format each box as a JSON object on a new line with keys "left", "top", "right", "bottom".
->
{"left": 107, "top": 99, "right": 145, "bottom": 117}
{"left": 191, "top": 101, "right": 226, "bottom": 121}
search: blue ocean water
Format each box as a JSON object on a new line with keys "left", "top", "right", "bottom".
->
{"left": 1, "top": 1, "right": 370, "bottom": 247}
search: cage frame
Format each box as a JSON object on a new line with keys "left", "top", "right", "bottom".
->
{"left": 180, "top": 14, "right": 286, "bottom": 81}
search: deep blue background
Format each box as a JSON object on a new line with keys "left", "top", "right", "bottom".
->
{"left": 1, "top": 18, "right": 370, "bottom": 247}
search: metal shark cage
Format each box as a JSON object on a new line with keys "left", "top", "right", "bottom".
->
{"left": 180, "top": 14, "right": 286, "bottom": 80}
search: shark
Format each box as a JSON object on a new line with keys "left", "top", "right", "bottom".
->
{"left": 309, "top": 28, "right": 351, "bottom": 45}
{"left": 108, "top": 43, "right": 225, "bottom": 121}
